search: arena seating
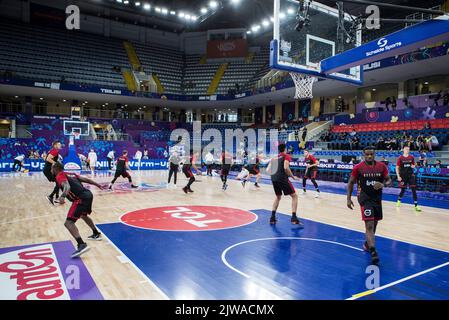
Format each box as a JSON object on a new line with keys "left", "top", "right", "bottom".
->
{"left": 0, "top": 19, "right": 128, "bottom": 88}
{"left": 332, "top": 118, "right": 449, "bottom": 133}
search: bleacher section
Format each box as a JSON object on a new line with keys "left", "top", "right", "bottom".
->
{"left": 132, "top": 42, "right": 183, "bottom": 95}
{"left": 0, "top": 20, "right": 128, "bottom": 88}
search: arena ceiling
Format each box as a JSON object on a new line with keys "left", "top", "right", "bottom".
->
{"left": 85, "top": 0, "right": 445, "bottom": 33}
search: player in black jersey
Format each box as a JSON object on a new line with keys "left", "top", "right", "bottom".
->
{"left": 52, "top": 162, "right": 105, "bottom": 258}
{"left": 220, "top": 151, "right": 233, "bottom": 191}
{"left": 109, "top": 150, "right": 138, "bottom": 190}
{"left": 182, "top": 151, "right": 201, "bottom": 194}
{"left": 242, "top": 152, "right": 262, "bottom": 188}
{"left": 347, "top": 146, "right": 392, "bottom": 265}
{"left": 396, "top": 146, "right": 421, "bottom": 212}
{"left": 44, "top": 140, "right": 62, "bottom": 205}
{"left": 267, "top": 144, "right": 302, "bottom": 226}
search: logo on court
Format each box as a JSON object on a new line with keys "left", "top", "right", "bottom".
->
{"left": 120, "top": 206, "right": 257, "bottom": 231}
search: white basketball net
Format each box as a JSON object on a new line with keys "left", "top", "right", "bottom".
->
{"left": 290, "top": 72, "right": 317, "bottom": 100}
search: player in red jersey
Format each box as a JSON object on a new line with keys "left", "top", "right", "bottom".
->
{"left": 44, "top": 140, "right": 63, "bottom": 205}
{"left": 52, "top": 162, "right": 105, "bottom": 258}
{"left": 109, "top": 150, "right": 138, "bottom": 190}
{"left": 182, "top": 151, "right": 201, "bottom": 194}
{"left": 267, "top": 143, "right": 302, "bottom": 226}
{"left": 396, "top": 146, "right": 421, "bottom": 212}
{"left": 242, "top": 152, "right": 262, "bottom": 188}
{"left": 302, "top": 150, "right": 320, "bottom": 198}
{"left": 347, "top": 146, "right": 392, "bottom": 265}
{"left": 220, "top": 150, "right": 233, "bottom": 191}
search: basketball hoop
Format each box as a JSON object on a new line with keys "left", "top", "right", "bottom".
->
{"left": 290, "top": 72, "right": 317, "bottom": 100}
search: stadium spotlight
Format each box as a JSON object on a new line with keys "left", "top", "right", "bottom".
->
{"left": 124, "top": 0, "right": 129, "bottom": 4}
{"left": 251, "top": 25, "right": 260, "bottom": 32}
{"left": 170, "top": 11, "right": 176, "bottom": 15}
{"left": 192, "top": 16, "right": 198, "bottom": 21}
{"left": 178, "top": 12, "right": 185, "bottom": 18}
{"left": 201, "top": 7, "right": 208, "bottom": 14}
{"left": 116, "top": 0, "right": 123, "bottom": 3}
{"left": 246, "top": 30, "right": 251, "bottom": 34}
{"left": 185, "top": 14, "right": 192, "bottom": 20}
{"left": 279, "top": 12, "right": 286, "bottom": 19}
{"left": 135, "top": 2, "right": 141, "bottom": 6}
{"left": 262, "top": 19, "right": 269, "bottom": 27}
{"left": 287, "top": 7, "right": 295, "bottom": 15}
{"left": 231, "top": 0, "right": 241, "bottom": 4}
{"left": 209, "top": 1, "right": 218, "bottom": 9}
{"left": 161, "top": 8, "right": 168, "bottom": 15}
{"left": 155, "top": 7, "right": 161, "bottom": 13}
{"left": 143, "top": 3, "right": 151, "bottom": 10}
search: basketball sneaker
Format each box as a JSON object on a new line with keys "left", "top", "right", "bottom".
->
{"left": 46, "top": 195, "right": 55, "bottom": 206}
{"left": 269, "top": 216, "right": 277, "bottom": 225}
{"left": 187, "top": 188, "right": 194, "bottom": 193}
{"left": 314, "top": 192, "right": 320, "bottom": 198}
{"left": 415, "top": 205, "right": 422, "bottom": 212}
{"left": 182, "top": 187, "right": 189, "bottom": 194}
{"left": 396, "top": 200, "right": 401, "bottom": 207}
{"left": 301, "top": 190, "right": 306, "bottom": 195}
{"left": 370, "top": 248, "right": 379, "bottom": 265}
{"left": 241, "top": 180, "right": 247, "bottom": 188}
{"left": 254, "top": 183, "right": 260, "bottom": 188}
{"left": 71, "top": 243, "right": 90, "bottom": 258}
{"left": 108, "top": 184, "right": 113, "bottom": 190}
{"left": 291, "top": 216, "right": 304, "bottom": 228}
{"left": 87, "top": 233, "right": 102, "bottom": 241}
{"left": 131, "top": 184, "right": 139, "bottom": 188}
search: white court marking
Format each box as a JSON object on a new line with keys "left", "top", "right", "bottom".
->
{"left": 221, "top": 237, "right": 363, "bottom": 279}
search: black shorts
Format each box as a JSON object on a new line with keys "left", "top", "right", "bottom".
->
{"left": 304, "top": 169, "right": 318, "bottom": 179}
{"left": 170, "top": 163, "right": 179, "bottom": 171}
{"left": 183, "top": 166, "right": 193, "bottom": 178}
{"left": 114, "top": 170, "right": 130, "bottom": 179}
{"left": 43, "top": 165, "right": 55, "bottom": 182}
{"left": 359, "top": 200, "right": 383, "bottom": 222}
{"left": 221, "top": 165, "right": 231, "bottom": 176}
{"left": 399, "top": 175, "right": 416, "bottom": 188}
{"left": 67, "top": 192, "right": 93, "bottom": 222}
{"left": 272, "top": 180, "right": 296, "bottom": 196}
{"left": 248, "top": 167, "right": 260, "bottom": 175}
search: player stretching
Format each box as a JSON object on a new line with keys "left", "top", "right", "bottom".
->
{"left": 267, "top": 143, "right": 302, "bottom": 226}
{"left": 182, "top": 151, "right": 200, "bottom": 194}
{"left": 44, "top": 140, "right": 62, "bottom": 205}
{"left": 109, "top": 150, "right": 138, "bottom": 190}
{"left": 302, "top": 150, "right": 320, "bottom": 198}
{"left": 52, "top": 162, "right": 104, "bottom": 258}
{"left": 396, "top": 146, "right": 421, "bottom": 212}
{"left": 347, "top": 146, "right": 391, "bottom": 265}
{"left": 220, "top": 150, "right": 233, "bottom": 190}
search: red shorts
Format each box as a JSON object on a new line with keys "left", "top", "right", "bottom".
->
{"left": 272, "top": 180, "right": 296, "bottom": 196}
{"left": 399, "top": 175, "right": 416, "bottom": 188}
{"left": 183, "top": 167, "right": 193, "bottom": 178}
{"left": 67, "top": 193, "right": 93, "bottom": 222}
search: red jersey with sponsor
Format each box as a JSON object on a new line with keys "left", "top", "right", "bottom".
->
{"left": 221, "top": 152, "right": 233, "bottom": 166}
{"left": 55, "top": 172, "right": 90, "bottom": 202}
{"left": 305, "top": 154, "right": 318, "bottom": 171}
{"left": 44, "top": 148, "right": 59, "bottom": 169}
{"left": 351, "top": 161, "right": 389, "bottom": 203}
{"left": 116, "top": 155, "right": 129, "bottom": 172}
{"left": 396, "top": 155, "right": 415, "bottom": 177}
{"left": 271, "top": 152, "right": 292, "bottom": 182}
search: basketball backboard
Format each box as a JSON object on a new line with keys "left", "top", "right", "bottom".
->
{"left": 63, "top": 120, "right": 90, "bottom": 137}
{"left": 270, "top": 0, "right": 363, "bottom": 85}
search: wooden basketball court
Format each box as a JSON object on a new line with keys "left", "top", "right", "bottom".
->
{"left": 1, "top": 170, "right": 448, "bottom": 299}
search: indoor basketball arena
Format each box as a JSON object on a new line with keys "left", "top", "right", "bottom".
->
{"left": 1, "top": 0, "right": 449, "bottom": 309}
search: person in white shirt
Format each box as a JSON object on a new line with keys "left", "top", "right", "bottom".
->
{"left": 143, "top": 148, "right": 149, "bottom": 160}
{"left": 107, "top": 150, "right": 115, "bottom": 170}
{"left": 87, "top": 149, "right": 97, "bottom": 176}
{"left": 13, "top": 154, "right": 25, "bottom": 172}
{"left": 134, "top": 150, "right": 143, "bottom": 170}
{"left": 204, "top": 151, "right": 214, "bottom": 176}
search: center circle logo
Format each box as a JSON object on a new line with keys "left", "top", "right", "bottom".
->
{"left": 120, "top": 206, "right": 258, "bottom": 231}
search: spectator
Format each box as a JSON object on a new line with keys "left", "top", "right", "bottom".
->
{"left": 380, "top": 156, "right": 389, "bottom": 165}
{"left": 34, "top": 150, "right": 40, "bottom": 159}
{"left": 418, "top": 151, "right": 427, "bottom": 167}
{"left": 416, "top": 134, "right": 425, "bottom": 151}
{"left": 134, "top": 149, "right": 143, "bottom": 170}
{"left": 350, "top": 128, "right": 357, "bottom": 137}
{"left": 13, "top": 154, "right": 25, "bottom": 172}
{"left": 423, "top": 121, "right": 431, "bottom": 130}
{"left": 443, "top": 91, "right": 449, "bottom": 106}
{"left": 376, "top": 135, "right": 385, "bottom": 150}
{"left": 434, "top": 159, "right": 442, "bottom": 168}
{"left": 302, "top": 126, "right": 308, "bottom": 142}
{"left": 41, "top": 151, "right": 47, "bottom": 161}
{"left": 426, "top": 134, "right": 439, "bottom": 151}
{"left": 391, "top": 96, "right": 397, "bottom": 110}
{"left": 385, "top": 97, "right": 391, "bottom": 111}
{"left": 349, "top": 135, "right": 359, "bottom": 150}
{"left": 143, "top": 148, "right": 149, "bottom": 159}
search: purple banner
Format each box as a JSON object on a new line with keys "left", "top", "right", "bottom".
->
{"left": 0, "top": 240, "right": 103, "bottom": 300}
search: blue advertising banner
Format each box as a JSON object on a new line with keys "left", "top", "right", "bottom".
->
{"left": 0, "top": 159, "right": 169, "bottom": 172}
